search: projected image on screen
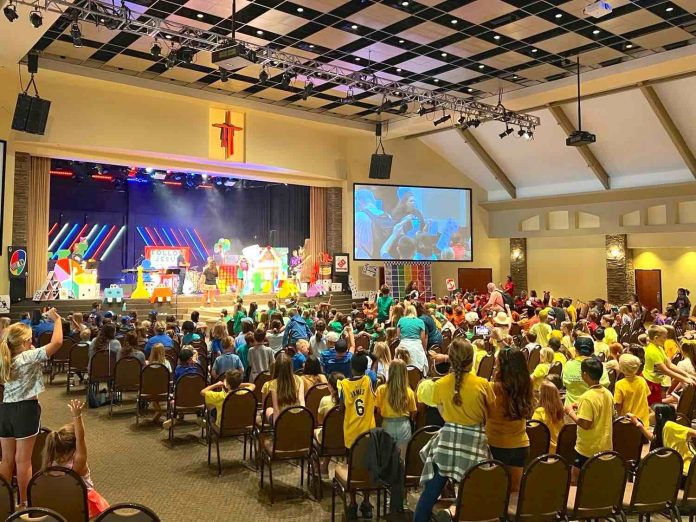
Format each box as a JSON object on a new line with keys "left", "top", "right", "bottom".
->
{"left": 354, "top": 184, "right": 472, "bottom": 262}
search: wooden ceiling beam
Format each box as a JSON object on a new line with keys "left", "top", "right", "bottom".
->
{"left": 456, "top": 127, "right": 517, "bottom": 199}
{"left": 548, "top": 105, "right": 610, "bottom": 190}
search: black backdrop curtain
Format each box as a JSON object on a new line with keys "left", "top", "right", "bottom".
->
{"left": 269, "top": 184, "right": 310, "bottom": 250}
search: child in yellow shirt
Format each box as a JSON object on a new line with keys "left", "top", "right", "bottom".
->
{"left": 532, "top": 378, "right": 565, "bottom": 452}
{"left": 375, "top": 359, "right": 417, "bottom": 457}
{"left": 531, "top": 348, "right": 554, "bottom": 391}
{"left": 613, "top": 354, "right": 650, "bottom": 427}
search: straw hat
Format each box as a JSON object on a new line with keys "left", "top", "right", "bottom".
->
{"left": 493, "top": 311, "right": 511, "bottom": 326}
{"left": 464, "top": 311, "right": 479, "bottom": 324}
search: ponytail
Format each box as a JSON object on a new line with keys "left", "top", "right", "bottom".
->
{"left": 0, "top": 323, "right": 32, "bottom": 384}
{"left": 0, "top": 339, "right": 11, "bottom": 384}
{"left": 42, "top": 431, "right": 59, "bottom": 470}
{"left": 42, "top": 424, "right": 76, "bottom": 470}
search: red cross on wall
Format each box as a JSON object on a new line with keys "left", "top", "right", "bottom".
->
{"left": 212, "top": 110, "right": 244, "bottom": 159}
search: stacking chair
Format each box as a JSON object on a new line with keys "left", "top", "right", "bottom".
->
{"left": 207, "top": 389, "right": 257, "bottom": 475}
{"left": 477, "top": 354, "right": 495, "bottom": 380}
{"left": 66, "top": 342, "right": 90, "bottom": 394}
{"left": 94, "top": 503, "right": 160, "bottom": 521}
{"left": 526, "top": 420, "right": 551, "bottom": 464}
{"left": 507, "top": 454, "right": 571, "bottom": 521}
{"left": 31, "top": 428, "right": 52, "bottom": 473}
{"left": 354, "top": 335, "right": 370, "bottom": 352}
{"left": 258, "top": 406, "right": 314, "bottom": 504}
{"left": 49, "top": 338, "right": 74, "bottom": 383}
{"left": 88, "top": 349, "right": 116, "bottom": 396}
{"left": 0, "top": 474, "right": 14, "bottom": 520}
{"left": 253, "top": 371, "right": 272, "bottom": 407}
{"left": 548, "top": 361, "right": 563, "bottom": 377}
{"left": 109, "top": 356, "right": 142, "bottom": 416}
{"left": 305, "top": 383, "right": 330, "bottom": 427}
{"left": 136, "top": 364, "right": 170, "bottom": 425}
{"left": 332, "top": 431, "right": 391, "bottom": 521}
{"left": 555, "top": 423, "right": 578, "bottom": 465}
{"left": 612, "top": 416, "right": 644, "bottom": 472}
{"left": 406, "top": 366, "right": 423, "bottom": 391}
{"left": 388, "top": 338, "right": 400, "bottom": 356}
{"left": 167, "top": 373, "right": 206, "bottom": 443}
{"left": 6, "top": 507, "right": 67, "bottom": 522}
{"left": 678, "top": 446, "right": 696, "bottom": 521}
{"left": 404, "top": 425, "right": 439, "bottom": 490}
{"left": 310, "top": 405, "right": 347, "bottom": 499}
{"left": 433, "top": 460, "right": 510, "bottom": 521}
{"left": 678, "top": 385, "right": 696, "bottom": 420}
{"left": 527, "top": 347, "right": 541, "bottom": 373}
{"left": 607, "top": 368, "right": 617, "bottom": 393}
{"left": 566, "top": 451, "right": 628, "bottom": 521}
{"left": 28, "top": 467, "right": 89, "bottom": 522}
{"left": 622, "top": 448, "right": 682, "bottom": 521}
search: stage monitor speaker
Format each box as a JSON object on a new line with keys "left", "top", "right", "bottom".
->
{"left": 9, "top": 279, "right": 26, "bottom": 303}
{"left": 11, "top": 94, "right": 51, "bottom": 135}
{"left": 369, "top": 153, "right": 393, "bottom": 179}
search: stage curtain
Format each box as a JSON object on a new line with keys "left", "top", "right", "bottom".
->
{"left": 27, "top": 156, "right": 51, "bottom": 297}
{"left": 308, "top": 187, "right": 327, "bottom": 278}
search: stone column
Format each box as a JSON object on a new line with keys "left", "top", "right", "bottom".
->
{"left": 12, "top": 152, "right": 30, "bottom": 245}
{"left": 326, "top": 187, "right": 343, "bottom": 254}
{"left": 509, "top": 237, "right": 527, "bottom": 294}
{"left": 606, "top": 234, "right": 634, "bottom": 304}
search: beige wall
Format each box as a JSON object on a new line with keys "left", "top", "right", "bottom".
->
{"left": 633, "top": 249, "right": 696, "bottom": 306}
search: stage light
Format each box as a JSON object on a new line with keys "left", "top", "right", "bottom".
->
{"left": 150, "top": 42, "right": 161, "bottom": 57}
{"left": 145, "top": 167, "right": 154, "bottom": 173}
{"left": 258, "top": 67, "right": 269, "bottom": 84}
{"left": 219, "top": 69, "right": 229, "bottom": 83}
{"left": 3, "top": 2, "right": 18, "bottom": 22}
{"left": 417, "top": 104, "right": 437, "bottom": 116}
{"left": 172, "top": 173, "right": 184, "bottom": 182}
{"left": 301, "top": 80, "right": 314, "bottom": 101}
{"left": 280, "top": 71, "right": 293, "bottom": 88}
{"left": 457, "top": 114, "right": 468, "bottom": 128}
{"left": 469, "top": 118, "right": 481, "bottom": 128}
{"left": 29, "top": 10, "right": 43, "bottom": 28}
{"left": 499, "top": 127, "right": 514, "bottom": 139}
{"left": 214, "top": 177, "right": 224, "bottom": 186}
{"left": 151, "top": 172, "right": 167, "bottom": 180}
{"left": 341, "top": 89, "right": 355, "bottom": 105}
{"left": 518, "top": 128, "right": 533, "bottom": 140}
{"left": 165, "top": 51, "right": 177, "bottom": 69}
{"left": 71, "top": 23, "right": 83, "bottom": 47}
{"left": 224, "top": 179, "right": 235, "bottom": 187}
{"left": 180, "top": 47, "right": 193, "bottom": 63}
{"left": 433, "top": 113, "right": 451, "bottom": 126}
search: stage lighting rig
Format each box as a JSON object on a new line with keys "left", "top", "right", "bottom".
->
{"left": 29, "top": 9, "right": 42, "bottom": 27}
{"left": 433, "top": 113, "right": 451, "bottom": 126}
{"left": 70, "top": 12, "right": 82, "bottom": 47}
{"left": 219, "top": 69, "right": 229, "bottom": 83}
{"left": 150, "top": 42, "right": 162, "bottom": 57}
{"left": 179, "top": 47, "right": 193, "bottom": 63}
{"left": 280, "top": 71, "right": 293, "bottom": 89}
{"left": 417, "top": 104, "right": 437, "bottom": 116}
{"left": 499, "top": 127, "right": 514, "bottom": 139}
{"left": 301, "top": 80, "right": 314, "bottom": 101}
{"left": 3, "top": 1, "right": 18, "bottom": 22}
{"left": 258, "top": 67, "right": 269, "bottom": 84}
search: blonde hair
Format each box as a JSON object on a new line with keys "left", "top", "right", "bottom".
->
{"left": 211, "top": 322, "right": 227, "bottom": 340}
{"left": 42, "top": 424, "right": 76, "bottom": 469}
{"left": 405, "top": 305, "right": 417, "bottom": 318}
{"left": 472, "top": 339, "right": 486, "bottom": 352}
{"left": 385, "top": 327, "right": 398, "bottom": 345}
{"left": 0, "top": 317, "right": 11, "bottom": 336}
{"left": 618, "top": 353, "right": 642, "bottom": 376}
{"left": 448, "top": 338, "right": 474, "bottom": 406}
{"left": 149, "top": 343, "right": 166, "bottom": 364}
{"left": 0, "top": 323, "right": 32, "bottom": 384}
{"left": 385, "top": 359, "right": 410, "bottom": 415}
{"left": 154, "top": 321, "right": 166, "bottom": 334}
{"left": 538, "top": 379, "right": 564, "bottom": 424}
{"left": 394, "top": 347, "right": 410, "bottom": 365}
{"left": 373, "top": 342, "right": 392, "bottom": 366}
{"left": 79, "top": 327, "right": 91, "bottom": 341}
{"left": 540, "top": 347, "right": 554, "bottom": 364}
{"left": 391, "top": 305, "right": 404, "bottom": 325}
{"left": 648, "top": 325, "right": 667, "bottom": 341}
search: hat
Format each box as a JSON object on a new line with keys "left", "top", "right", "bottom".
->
{"left": 465, "top": 311, "right": 479, "bottom": 324}
{"left": 539, "top": 309, "right": 549, "bottom": 322}
{"left": 103, "top": 311, "right": 114, "bottom": 319}
{"left": 574, "top": 336, "right": 594, "bottom": 356}
{"left": 619, "top": 353, "right": 641, "bottom": 375}
{"left": 493, "top": 312, "right": 511, "bottom": 326}
{"left": 325, "top": 331, "right": 339, "bottom": 343}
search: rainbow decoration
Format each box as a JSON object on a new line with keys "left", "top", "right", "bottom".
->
{"left": 384, "top": 261, "right": 433, "bottom": 301}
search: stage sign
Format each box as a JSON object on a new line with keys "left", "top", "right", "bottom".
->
{"left": 8, "top": 246, "right": 27, "bottom": 279}
{"left": 144, "top": 246, "right": 190, "bottom": 270}
{"left": 209, "top": 108, "right": 246, "bottom": 163}
{"left": 361, "top": 264, "right": 378, "bottom": 278}
{"left": 333, "top": 253, "right": 349, "bottom": 274}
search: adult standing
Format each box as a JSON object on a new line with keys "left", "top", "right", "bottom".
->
{"left": 416, "top": 301, "right": 442, "bottom": 349}
{"left": 376, "top": 285, "right": 394, "bottom": 324}
{"left": 0, "top": 309, "right": 63, "bottom": 506}
{"left": 201, "top": 257, "right": 219, "bottom": 306}
{"left": 176, "top": 252, "right": 189, "bottom": 295}
{"left": 481, "top": 283, "right": 505, "bottom": 313}
{"left": 397, "top": 305, "right": 428, "bottom": 375}
{"left": 502, "top": 275, "right": 515, "bottom": 298}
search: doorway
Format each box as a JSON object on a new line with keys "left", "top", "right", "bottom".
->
{"left": 458, "top": 268, "right": 493, "bottom": 294}
{"left": 635, "top": 269, "right": 662, "bottom": 312}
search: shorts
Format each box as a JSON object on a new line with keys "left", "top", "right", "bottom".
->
{"left": 489, "top": 445, "right": 529, "bottom": 468}
{"left": 645, "top": 378, "right": 663, "bottom": 406}
{"left": 0, "top": 400, "right": 41, "bottom": 439}
{"left": 574, "top": 451, "right": 590, "bottom": 469}
{"left": 382, "top": 417, "right": 412, "bottom": 444}
{"left": 202, "top": 284, "right": 217, "bottom": 291}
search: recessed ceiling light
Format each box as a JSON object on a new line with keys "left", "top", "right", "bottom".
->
{"left": 396, "top": 68, "right": 402, "bottom": 72}
{"left": 555, "top": 13, "right": 562, "bottom": 18}
{"left": 441, "top": 52, "right": 447, "bottom": 57}
{"left": 626, "top": 43, "right": 633, "bottom": 48}
{"left": 513, "top": 75, "right": 518, "bottom": 79}
{"left": 666, "top": 6, "right": 674, "bottom": 11}
{"left": 297, "top": 7, "right": 303, "bottom": 12}
{"left": 165, "top": 34, "right": 172, "bottom": 39}
{"left": 196, "top": 13, "right": 204, "bottom": 19}
{"left": 351, "top": 24, "right": 358, "bottom": 29}
{"left": 398, "top": 39, "right": 404, "bottom": 44}
{"left": 592, "top": 29, "right": 600, "bottom": 34}
{"left": 401, "top": 1, "right": 409, "bottom": 5}
{"left": 434, "top": 79, "right": 439, "bottom": 82}
{"left": 467, "top": 88, "right": 473, "bottom": 92}
{"left": 478, "top": 64, "right": 484, "bottom": 69}
{"left": 451, "top": 19, "right": 457, "bottom": 24}
{"left": 531, "top": 48, "right": 538, "bottom": 53}
{"left": 309, "top": 44, "right": 315, "bottom": 48}
{"left": 493, "top": 35, "right": 500, "bottom": 40}
{"left": 256, "top": 30, "right": 264, "bottom": 35}
{"left": 355, "top": 57, "right": 360, "bottom": 61}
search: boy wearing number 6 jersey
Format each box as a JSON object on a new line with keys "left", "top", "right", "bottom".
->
{"left": 340, "top": 353, "right": 376, "bottom": 520}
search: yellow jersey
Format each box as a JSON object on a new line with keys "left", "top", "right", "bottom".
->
{"left": 576, "top": 386, "right": 614, "bottom": 458}
{"left": 663, "top": 421, "right": 694, "bottom": 474}
{"left": 432, "top": 372, "right": 494, "bottom": 426}
{"left": 375, "top": 384, "right": 417, "bottom": 418}
{"left": 341, "top": 375, "right": 376, "bottom": 449}
{"left": 614, "top": 375, "right": 650, "bottom": 427}
{"left": 532, "top": 406, "right": 564, "bottom": 452}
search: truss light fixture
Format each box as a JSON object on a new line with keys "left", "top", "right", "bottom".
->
{"left": 301, "top": 80, "right": 314, "bottom": 101}
{"left": 3, "top": 1, "right": 18, "bottom": 22}
{"left": 499, "top": 127, "right": 514, "bottom": 139}
{"left": 280, "top": 71, "right": 293, "bottom": 88}
{"left": 70, "top": 11, "right": 82, "bottom": 47}
{"left": 219, "top": 68, "right": 229, "bottom": 83}
{"left": 150, "top": 41, "right": 161, "bottom": 57}
{"left": 433, "top": 112, "right": 451, "bottom": 126}
{"left": 342, "top": 88, "right": 355, "bottom": 105}
{"left": 29, "top": 9, "right": 42, "bottom": 28}
{"left": 469, "top": 118, "right": 481, "bottom": 128}
{"left": 165, "top": 50, "right": 177, "bottom": 69}
{"left": 179, "top": 46, "right": 193, "bottom": 63}
{"left": 258, "top": 67, "right": 269, "bottom": 84}
{"left": 417, "top": 104, "right": 437, "bottom": 116}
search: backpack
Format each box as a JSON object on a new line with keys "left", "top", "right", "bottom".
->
{"left": 500, "top": 290, "right": 515, "bottom": 310}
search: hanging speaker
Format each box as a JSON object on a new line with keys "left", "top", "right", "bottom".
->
{"left": 368, "top": 153, "right": 392, "bottom": 179}
{"left": 11, "top": 93, "right": 51, "bottom": 135}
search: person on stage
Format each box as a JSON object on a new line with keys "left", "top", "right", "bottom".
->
{"left": 202, "top": 257, "right": 219, "bottom": 306}
{"left": 176, "top": 252, "right": 189, "bottom": 296}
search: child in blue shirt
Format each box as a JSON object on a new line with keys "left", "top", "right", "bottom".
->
{"left": 181, "top": 320, "right": 201, "bottom": 345}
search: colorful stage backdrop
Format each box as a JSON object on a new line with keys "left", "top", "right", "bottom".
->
{"left": 49, "top": 177, "right": 309, "bottom": 286}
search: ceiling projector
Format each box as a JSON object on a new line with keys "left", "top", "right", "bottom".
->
{"left": 584, "top": 1, "right": 612, "bottom": 18}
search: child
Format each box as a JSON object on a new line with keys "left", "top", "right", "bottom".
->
{"left": 293, "top": 338, "right": 310, "bottom": 371}
{"left": 394, "top": 347, "right": 411, "bottom": 366}
{"left": 309, "top": 319, "right": 327, "bottom": 357}
{"left": 236, "top": 332, "right": 254, "bottom": 376}
{"left": 531, "top": 347, "right": 554, "bottom": 390}
{"left": 548, "top": 337, "right": 568, "bottom": 368}
{"left": 664, "top": 325, "right": 680, "bottom": 360}
{"left": 372, "top": 341, "right": 392, "bottom": 379}
{"left": 376, "top": 285, "right": 394, "bottom": 324}
{"left": 174, "top": 347, "right": 201, "bottom": 382}
{"left": 530, "top": 310, "right": 552, "bottom": 347}
{"left": 472, "top": 338, "right": 488, "bottom": 375}
{"left": 211, "top": 337, "right": 243, "bottom": 380}
{"left": 592, "top": 327, "right": 609, "bottom": 359}
{"left": 302, "top": 356, "right": 327, "bottom": 391}
{"left": 385, "top": 327, "right": 398, "bottom": 347}
{"left": 523, "top": 331, "right": 539, "bottom": 356}
{"left": 267, "top": 319, "right": 285, "bottom": 355}
{"left": 315, "top": 372, "right": 344, "bottom": 474}
{"left": 148, "top": 343, "right": 172, "bottom": 372}
{"left": 533, "top": 379, "right": 565, "bottom": 452}
{"left": 613, "top": 353, "right": 650, "bottom": 427}
{"left": 248, "top": 329, "right": 275, "bottom": 382}
{"left": 341, "top": 353, "right": 376, "bottom": 519}
{"left": 201, "top": 369, "right": 254, "bottom": 426}
{"left": 564, "top": 357, "right": 614, "bottom": 479}
{"left": 375, "top": 359, "right": 417, "bottom": 457}
{"left": 560, "top": 321, "right": 575, "bottom": 358}
{"left": 266, "top": 353, "right": 304, "bottom": 424}
{"left": 43, "top": 400, "right": 109, "bottom": 518}
{"left": 209, "top": 323, "right": 228, "bottom": 356}
{"left": 644, "top": 325, "right": 694, "bottom": 405}
{"left": 601, "top": 315, "right": 618, "bottom": 345}
{"left": 181, "top": 320, "right": 201, "bottom": 345}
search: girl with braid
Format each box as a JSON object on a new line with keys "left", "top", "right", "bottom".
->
{"left": 414, "top": 338, "right": 495, "bottom": 522}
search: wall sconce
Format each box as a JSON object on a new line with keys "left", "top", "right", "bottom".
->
{"left": 511, "top": 248, "right": 523, "bottom": 262}
{"left": 607, "top": 244, "right": 624, "bottom": 260}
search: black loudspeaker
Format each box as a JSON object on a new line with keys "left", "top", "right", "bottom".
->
{"left": 11, "top": 94, "right": 51, "bottom": 135}
{"left": 27, "top": 53, "right": 39, "bottom": 74}
{"left": 369, "top": 153, "right": 393, "bottom": 179}
{"left": 9, "top": 279, "right": 26, "bottom": 303}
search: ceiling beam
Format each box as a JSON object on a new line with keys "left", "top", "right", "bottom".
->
{"left": 456, "top": 128, "right": 516, "bottom": 199}
{"left": 639, "top": 83, "right": 696, "bottom": 179}
{"left": 548, "top": 105, "right": 610, "bottom": 190}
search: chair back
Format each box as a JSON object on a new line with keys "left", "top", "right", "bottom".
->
{"left": 404, "top": 425, "right": 439, "bottom": 483}
{"left": 0, "top": 474, "right": 14, "bottom": 520}
{"left": 174, "top": 373, "right": 206, "bottom": 409}
{"left": 476, "top": 354, "right": 495, "bottom": 380}
{"left": 31, "top": 428, "right": 52, "bottom": 472}
{"left": 94, "top": 503, "right": 160, "bottom": 522}
{"left": 570, "top": 451, "right": 627, "bottom": 519}
{"left": 89, "top": 350, "right": 116, "bottom": 382}
{"left": 514, "top": 454, "right": 570, "bottom": 521}
{"left": 388, "top": 338, "right": 400, "bottom": 356}
{"left": 612, "top": 416, "right": 643, "bottom": 465}
{"left": 253, "top": 371, "right": 272, "bottom": 405}
{"left": 53, "top": 339, "right": 74, "bottom": 362}
{"left": 454, "top": 460, "right": 510, "bottom": 521}
{"left": 38, "top": 331, "right": 53, "bottom": 348}
{"left": 305, "top": 383, "right": 330, "bottom": 426}
{"left": 68, "top": 343, "right": 89, "bottom": 372}
{"left": 28, "top": 466, "right": 89, "bottom": 522}
{"left": 677, "top": 384, "right": 696, "bottom": 419}
{"left": 139, "top": 364, "right": 170, "bottom": 398}
{"left": 6, "top": 507, "right": 67, "bottom": 522}
{"left": 219, "top": 389, "right": 257, "bottom": 437}
{"left": 682, "top": 445, "right": 696, "bottom": 508}
{"left": 627, "top": 447, "right": 682, "bottom": 514}
{"left": 406, "top": 366, "right": 423, "bottom": 391}
{"left": 555, "top": 423, "right": 577, "bottom": 465}
{"left": 271, "top": 406, "right": 314, "bottom": 458}
{"left": 439, "top": 331, "right": 451, "bottom": 353}
{"left": 548, "top": 361, "right": 562, "bottom": 377}
{"left": 526, "top": 420, "right": 551, "bottom": 464}
{"left": 346, "top": 432, "right": 383, "bottom": 489}
{"left": 527, "top": 347, "right": 541, "bottom": 372}
{"left": 318, "top": 405, "right": 346, "bottom": 455}
{"left": 114, "top": 357, "right": 141, "bottom": 391}
{"left": 164, "top": 352, "right": 177, "bottom": 375}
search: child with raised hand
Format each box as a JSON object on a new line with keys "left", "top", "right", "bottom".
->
{"left": 644, "top": 325, "right": 695, "bottom": 405}
{"left": 43, "top": 399, "right": 109, "bottom": 518}
{"left": 613, "top": 353, "right": 650, "bottom": 427}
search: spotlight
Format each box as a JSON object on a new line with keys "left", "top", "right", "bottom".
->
{"left": 3, "top": 2, "right": 18, "bottom": 22}
{"left": 519, "top": 128, "right": 533, "bottom": 140}
{"left": 417, "top": 104, "right": 437, "bottom": 116}
{"left": 150, "top": 42, "right": 162, "bottom": 57}
{"left": 258, "top": 67, "right": 269, "bottom": 84}
{"left": 499, "top": 127, "right": 514, "bottom": 139}
{"left": 341, "top": 89, "right": 355, "bottom": 105}
{"left": 469, "top": 118, "right": 481, "bottom": 128}
{"left": 398, "top": 101, "right": 408, "bottom": 114}
{"left": 179, "top": 47, "right": 193, "bottom": 63}
{"left": 433, "top": 113, "right": 451, "bottom": 126}
{"left": 214, "top": 177, "right": 224, "bottom": 186}
{"left": 219, "top": 69, "right": 229, "bottom": 83}
{"left": 165, "top": 50, "right": 177, "bottom": 69}
{"left": 70, "top": 16, "right": 82, "bottom": 48}
{"left": 172, "top": 173, "right": 184, "bottom": 182}
{"left": 301, "top": 80, "right": 314, "bottom": 101}
{"left": 280, "top": 71, "right": 293, "bottom": 89}
{"left": 457, "top": 114, "right": 468, "bottom": 128}
{"left": 29, "top": 10, "right": 42, "bottom": 28}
